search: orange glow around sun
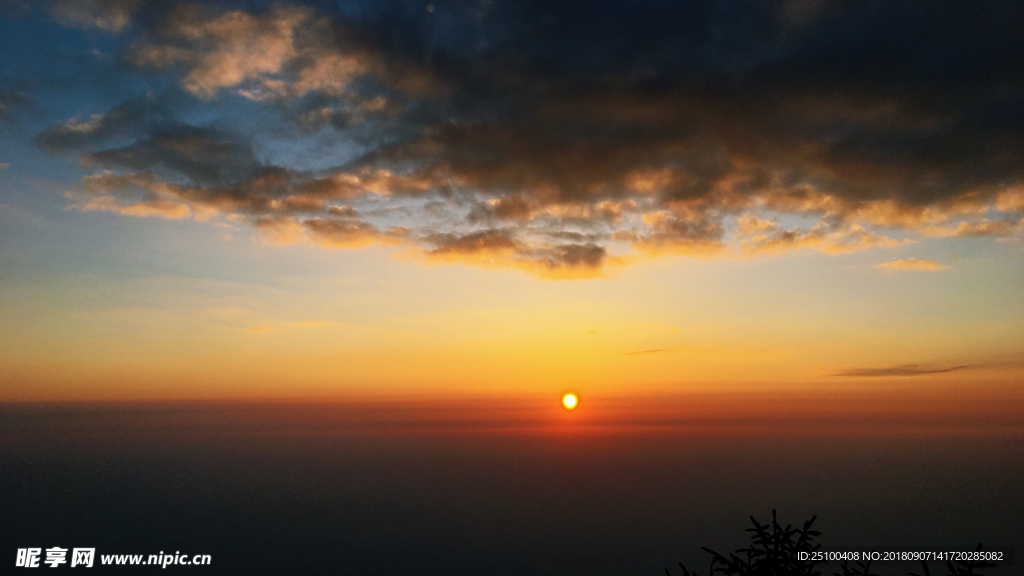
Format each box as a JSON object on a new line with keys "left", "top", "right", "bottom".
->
{"left": 562, "top": 393, "right": 578, "bottom": 410}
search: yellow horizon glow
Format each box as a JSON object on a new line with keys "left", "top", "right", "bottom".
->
{"left": 1, "top": 226, "right": 1022, "bottom": 403}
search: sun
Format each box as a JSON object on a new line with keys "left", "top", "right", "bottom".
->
{"left": 561, "top": 393, "right": 578, "bottom": 410}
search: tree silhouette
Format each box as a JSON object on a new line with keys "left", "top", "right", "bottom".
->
{"left": 668, "top": 510, "right": 824, "bottom": 576}
{"left": 667, "top": 511, "right": 995, "bottom": 576}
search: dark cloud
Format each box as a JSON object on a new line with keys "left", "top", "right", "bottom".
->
{"left": 0, "top": 88, "right": 30, "bottom": 126}
{"left": 334, "top": 0, "right": 1024, "bottom": 198}
{"left": 425, "top": 229, "right": 518, "bottom": 256}
{"left": 28, "top": 0, "right": 1024, "bottom": 276}
{"left": 82, "top": 125, "right": 260, "bottom": 185}
{"left": 0, "top": 0, "right": 31, "bottom": 18}
{"left": 32, "top": 94, "right": 175, "bottom": 152}
{"left": 33, "top": 95, "right": 264, "bottom": 186}
{"left": 422, "top": 229, "right": 608, "bottom": 277}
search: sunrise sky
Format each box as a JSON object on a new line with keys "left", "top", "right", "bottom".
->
{"left": 1, "top": 0, "right": 1022, "bottom": 403}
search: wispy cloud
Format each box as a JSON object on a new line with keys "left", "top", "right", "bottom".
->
{"left": 624, "top": 348, "right": 719, "bottom": 356}
{"left": 288, "top": 321, "right": 337, "bottom": 328}
{"left": 836, "top": 364, "right": 975, "bottom": 377}
{"left": 247, "top": 321, "right": 338, "bottom": 332}
{"left": 49, "top": 0, "right": 140, "bottom": 32}
{"left": 874, "top": 258, "right": 950, "bottom": 272}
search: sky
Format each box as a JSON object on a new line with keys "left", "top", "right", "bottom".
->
{"left": 1, "top": 0, "right": 1022, "bottom": 402}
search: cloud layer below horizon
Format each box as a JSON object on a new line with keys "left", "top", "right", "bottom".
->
{"left": 15, "top": 0, "right": 1024, "bottom": 277}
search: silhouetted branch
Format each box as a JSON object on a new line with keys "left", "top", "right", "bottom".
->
{"left": 669, "top": 514, "right": 995, "bottom": 576}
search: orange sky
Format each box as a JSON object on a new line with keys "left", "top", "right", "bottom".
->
{"left": 1, "top": 1, "right": 1022, "bottom": 410}
{"left": 2, "top": 238, "right": 1022, "bottom": 403}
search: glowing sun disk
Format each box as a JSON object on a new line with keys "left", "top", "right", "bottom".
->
{"left": 562, "top": 393, "right": 578, "bottom": 410}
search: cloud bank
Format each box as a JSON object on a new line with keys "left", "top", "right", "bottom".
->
{"left": 29, "top": 0, "right": 1024, "bottom": 277}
